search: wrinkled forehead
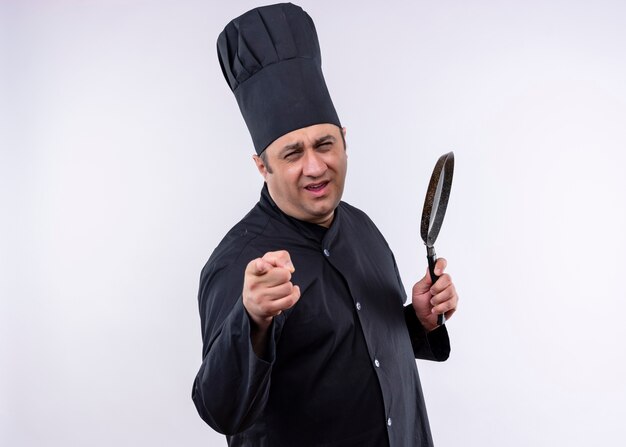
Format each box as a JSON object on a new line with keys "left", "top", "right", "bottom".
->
{"left": 264, "top": 123, "right": 342, "bottom": 156}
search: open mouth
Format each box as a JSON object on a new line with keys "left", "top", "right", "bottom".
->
{"left": 304, "top": 181, "right": 329, "bottom": 193}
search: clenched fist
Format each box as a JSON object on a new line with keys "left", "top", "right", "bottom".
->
{"left": 411, "top": 257, "right": 458, "bottom": 332}
{"left": 243, "top": 250, "right": 301, "bottom": 331}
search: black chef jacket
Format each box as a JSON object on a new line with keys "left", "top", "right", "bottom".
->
{"left": 192, "top": 185, "right": 450, "bottom": 447}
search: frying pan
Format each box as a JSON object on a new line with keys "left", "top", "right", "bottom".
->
{"left": 420, "top": 151, "right": 455, "bottom": 326}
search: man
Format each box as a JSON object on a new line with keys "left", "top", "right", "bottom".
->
{"left": 192, "top": 4, "right": 458, "bottom": 446}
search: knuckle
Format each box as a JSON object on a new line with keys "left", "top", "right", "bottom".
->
{"left": 285, "top": 282, "right": 294, "bottom": 294}
{"left": 246, "top": 258, "right": 258, "bottom": 272}
{"left": 277, "top": 269, "right": 291, "bottom": 283}
{"left": 247, "top": 280, "right": 261, "bottom": 294}
{"left": 262, "top": 251, "right": 277, "bottom": 263}
{"left": 274, "top": 284, "right": 287, "bottom": 297}
{"left": 286, "top": 294, "right": 299, "bottom": 308}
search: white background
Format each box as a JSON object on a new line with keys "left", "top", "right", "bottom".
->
{"left": 2, "top": 0, "right": 626, "bottom": 446}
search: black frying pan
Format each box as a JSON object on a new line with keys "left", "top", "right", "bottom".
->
{"left": 420, "top": 151, "right": 455, "bottom": 326}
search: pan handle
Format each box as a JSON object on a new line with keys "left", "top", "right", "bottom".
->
{"left": 427, "top": 246, "right": 445, "bottom": 326}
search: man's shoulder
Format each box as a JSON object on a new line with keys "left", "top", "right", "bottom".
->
{"left": 203, "top": 203, "right": 270, "bottom": 272}
{"left": 201, "top": 199, "right": 301, "bottom": 278}
{"left": 336, "top": 200, "right": 393, "bottom": 251}
{"left": 338, "top": 200, "right": 370, "bottom": 218}
{"left": 338, "top": 200, "right": 379, "bottom": 230}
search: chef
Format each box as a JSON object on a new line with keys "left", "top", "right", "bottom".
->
{"left": 192, "top": 3, "right": 459, "bottom": 446}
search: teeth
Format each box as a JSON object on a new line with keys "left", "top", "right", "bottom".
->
{"left": 306, "top": 182, "right": 327, "bottom": 190}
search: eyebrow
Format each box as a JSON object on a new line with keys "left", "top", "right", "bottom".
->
{"left": 278, "top": 134, "right": 336, "bottom": 156}
{"left": 279, "top": 141, "right": 304, "bottom": 156}
{"left": 314, "top": 134, "right": 336, "bottom": 146}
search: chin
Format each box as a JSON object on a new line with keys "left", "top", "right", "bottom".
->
{"left": 308, "top": 203, "right": 338, "bottom": 220}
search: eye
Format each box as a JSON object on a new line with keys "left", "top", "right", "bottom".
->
{"left": 284, "top": 150, "right": 302, "bottom": 160}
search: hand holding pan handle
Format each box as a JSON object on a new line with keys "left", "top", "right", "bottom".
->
{"left": 420, "top": 152, "right": 454, "bottom": 326}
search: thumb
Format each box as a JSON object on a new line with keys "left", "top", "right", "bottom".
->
{"left": 251, "top": 258, "right": 272, "bottom": 276}
{"left": 413, "top": 267, "right": 432, "bottom": 293}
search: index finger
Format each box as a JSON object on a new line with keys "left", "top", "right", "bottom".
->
{"left": 247, "top": 258, "right": 273, "bottom": 276}
{"left": 434, "top": 257, "right": 447, "bottom": 276}
{"left": 262, "top": 250, "right": 295, "bottom": 273}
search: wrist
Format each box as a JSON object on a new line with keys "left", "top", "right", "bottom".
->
{"left": 412, "top": 306, "right": 438, "bottom": 332}
{"left": 248, "top": 311, "right": 273, "bottom": 332}
{"left": 247, "top": 313, "right": 273, "bottom": 359}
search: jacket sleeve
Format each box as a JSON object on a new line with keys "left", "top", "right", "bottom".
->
{"left": 191, "top": 259, "right": 281, "bottom": 435}
{"left": 403, "top": 305, "right": 450, "bottom": 361}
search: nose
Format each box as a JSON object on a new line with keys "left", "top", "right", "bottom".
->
{"left": 302, "top": 150, "right": 327, "bottom": 178}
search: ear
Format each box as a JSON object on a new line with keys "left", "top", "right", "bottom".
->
{"left": 341, "top": 126, "right": 347, "bottom": 138}
{"left": 253, "top": 154, "right": 268, "bottom": 179}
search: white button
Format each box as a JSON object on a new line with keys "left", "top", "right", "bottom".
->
{"left": 356, "top": 302, "right": 362, "bottom": 311}
{"left": 387, "top": 417, "right": 392, "bottom": 427}
{"left": 374, "top": 359, "right": 380, "bottom": 368}
{"left": 323, "top": 248, "right": 330, "bottom": 257}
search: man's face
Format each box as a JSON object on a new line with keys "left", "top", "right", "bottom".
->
{"left": 254, "top": 123, "right": 348, "bottom": 227}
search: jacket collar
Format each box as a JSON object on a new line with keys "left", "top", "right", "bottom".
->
{"left": 258, "top": 183, "right": 341, "bottom": 247}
